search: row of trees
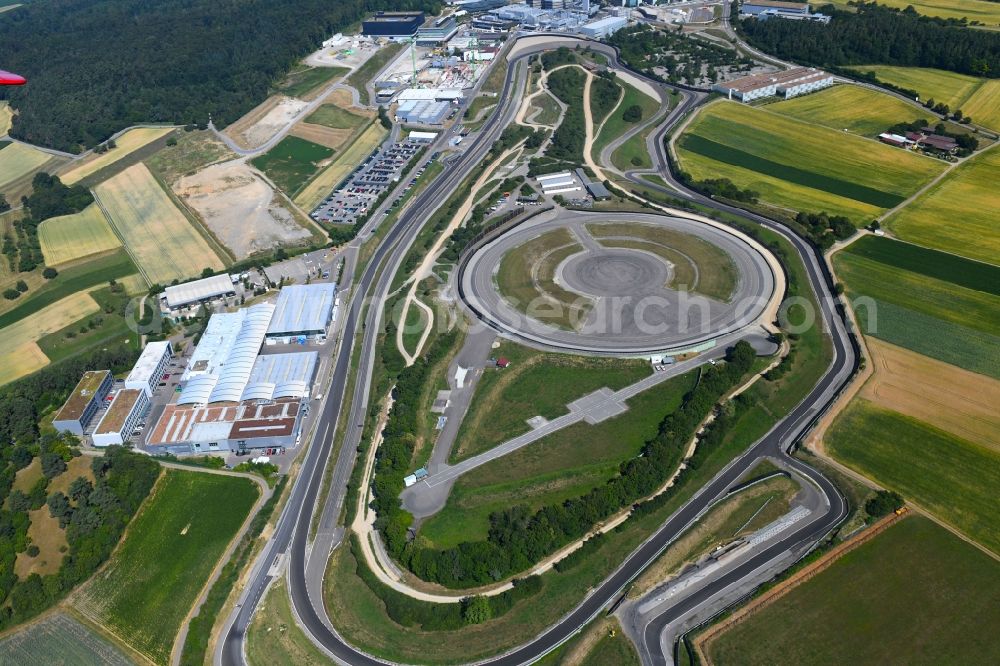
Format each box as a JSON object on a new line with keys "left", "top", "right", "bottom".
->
{"left": 375, "top": 342, "right": 757, "bottom": 588}
{"left": 5, "top": 173, "right": 93, "bottom": 274}
{"left": 739, "top": 4, "right": 1000, "bottom": 79}
{"left": 0, "top": 0, "right": 441, "bottom": 152}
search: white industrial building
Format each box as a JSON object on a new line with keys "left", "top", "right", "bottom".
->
{"left": 712, "top": 67, "right": 833, "bottom": 102}
{"left": 93, "top": 389, "right": 148, "bottom": 447}
{"left": 241, "top": 352, "right": 319, "bottom": 402}
{"left": 124, "top": 341, "right": 173, "bottom": 398}
{"left": 537, "top": 171, "right": 584, "bottom": 196}
{"left": 396, "top": 88, "right": 464, "bottom": 103}
{"left": 178, "top": 303, "right": 275, "bottom": 405}
{"left": 580, "top": 16, "right": 627, "bottom": 38}
{"left": 266, "top": 283, "right": 338, "bottom": 342}
{"left": 162, "top": 274, "right": 236, "bottom": 311}
{"left": 53, "top": 370, "right": 113, "bottom": 437}
{"left": 409, "top": 131, "right": 439, "bottom": 142}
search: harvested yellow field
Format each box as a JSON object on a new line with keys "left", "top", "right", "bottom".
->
{"left": 886, "top": 146, "right": 1000, "bottom": 263}
{"left": 293, "top": 121, "right": 387, "bottom": 211}
{"left": 0, "top": 102, "right": 12, "bottom": 135}
{"left": 0, "top": 141, "right": 52, "bottom": 190}
{"left": 119, "top": 273, "right": 149, "bottom": 295}
{"left": 832, "top": 0, "right": 1000, "bottom": 25}
{"left": 61, "top": 127, "right": 174, "bottom": 184}
{"left": 0, "top": 291, "right": 100, "bottom": 385}
{"left": 862, "top": 338, "right": 1000, "bottom": 452}
{"left": 38, "top": 203, "right": 121, "bottom": 266}
{"left": 95, "top": 163, "right": 225, "bottom": 284}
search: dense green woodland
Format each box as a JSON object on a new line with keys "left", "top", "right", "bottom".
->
{"left": 0, "top": 0, "right": 438, "bottom": 152}
{"left": 739, "top": 3, "right": 1000, "bottom": 78}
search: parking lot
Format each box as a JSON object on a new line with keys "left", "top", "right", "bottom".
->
{"left": 310, "top": 139, "right": 430, "bottom": 227}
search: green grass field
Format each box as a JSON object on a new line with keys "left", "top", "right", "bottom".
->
{"left": 707, "top": 515, "right": 1000, "bottom": 664}
{"left": 597, "top": 80, "right": 660, "bottom": 170}
{"left": 676, "top": 100, "right": 945, "bottom": 221}
{"left": 832, "top": 0, "right": 1000, "bottom": 25}
{"left": 38, "top": 204, "right": 121, "bottom": 266}
{"left": 827, "top": 400, "right": 1000, "bottom": 554}
{"left": 529, "top": 91, "right": 561, "bottom": 127}
{"left": 304, "top": 103, "right": 368, "bottom": 130}
{"left": 36, "top": 285, "right": 139, "bottom": 363}
{"left": 75, "top": 469, "right": 259, "bottom": 664}
{"left": 251, "top": 135, "right": 334, "bottom": 196}
{"left": 248, "top": 575, "right": 331, "bottom": 666}
{"left": 450, "top": 342, "right": 651, "bottom": 463}
{"left": 767, "top": 84, "right": 923, "bottom": 136}
{"left": 277, "top": 65, "right": 349, "bottom": 99}
{"left": 579, "top": 626, "right": 640, "bottom": 666}
{"left": 842, "top": 235, "right": 1000, "bottom": 296}
{"left": 0, "top": 612, "right": 135, "bottom": 666}
{"left": 495, "top": 227, "right": 593, "bottom": 331}
{"left": 885, "top": 145, "right": 1000, "bottom": 264}
{"left": 850, "top": 65, "right": 1000, "bottom": 131}
{"left": 422, "top": 370, "right": 695, "bottom": 549}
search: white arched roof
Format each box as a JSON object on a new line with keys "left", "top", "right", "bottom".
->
{"left": 241, "top": 352, "right": 318, "bottom": 402}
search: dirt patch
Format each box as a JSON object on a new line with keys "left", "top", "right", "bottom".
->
{"left": 49, "top": 457, "right": 96, "bottom": 496}
{"left": 15, "top": 507, "right": 68, "bottom": 578}
{"left": 290, "top": 122, "right": 353, "bottom": 150}
{"left": 175, "top": 161, "right": 311, "bottom": 259}
{"left": 323, "top": 87, "right": 360, "bottom": 108}
{"left": 223, "top": 96, "right": 309, "bottom": 150}
{"left": 861, "top": 338, "right": 1000, "bottom": 451}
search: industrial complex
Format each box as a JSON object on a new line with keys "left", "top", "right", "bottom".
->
{"left": 711, "top": 66, "right": 834, "bottom": 101}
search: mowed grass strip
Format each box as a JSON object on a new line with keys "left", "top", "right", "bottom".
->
{"left": 250, "top": 135, "right": 334, "bottom": 197}
{"left": 423, "top": 369, "right": 695, "bottom": 549}
{"left": 767, "top": 84, "right": 924, "bottom": 137}
{"left": 850, "top": 65, "right": 1000, "bottom": 131}
{"left": 305, "top": 103, "right": 369, "bottom": 130}
{"left": 586, "top": 222, "right": 737, "bottom": 301}
{"left": 677, "top": 101, "right": 944, "bottom": 215}
{"left": 61, "top": 127, "right": 174, "bottom": 185}
{"left": 75, "top": 469, "right": 259, "bottom": 665}
{"left": 885, "top": 145, "right": 1000, "bottom": 264}
{"left": 828, "top": 399, "right": 1000, "bottom": 554}
{"left": 706, "top": 515, "right": 1000, "bottom": 665}
{"left": 292, "top": 121, "right": 386, "bottom": 211}
{"left": 843, "top": 234, "right": 1000, "bottom": 295}
{"left": 38, "top": 203, "right": 120, "bottom": 266}
{"left": 450, "top": 341, "right": 652, "bottom": 462}
{"left": 95, "top": 163, "right": 225, "bottom": 284}
{"left": 495, "top": 228, "right": 593, "bottom": 331}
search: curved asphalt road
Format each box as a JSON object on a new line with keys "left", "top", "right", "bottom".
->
{"left": 218, "top": 35, "right": 859, "bottom": 666}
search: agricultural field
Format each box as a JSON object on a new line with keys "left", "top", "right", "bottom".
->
{"left": 0, "top": 290, "right": 99, "bottom": 385}
{"left": 293, "top": 121, "right": 387, "bottom": 211}
{"left": 250, "top": 135, "right": 334, "bottom": 197}
{"left": 0, "top": 101, "right": 11, "bottom": 134}
{"left": 60, "top": 126, "right": 175, "bottom": 184}
{"left": 676, "top": 100, "right": 945, "bottom": 221}
{"left": 0, "top": 140, "right": 67, "bottom": 202}
{"left": 831, "top": 0, "right": 1000, "bottom": 26}
{"left": 419, "top": 370, "right": 695, "bottom": 549}
{"left": 495, "top": 227, "right": 593, "bottom": 331}
{"left": 767, "top": 85, "right": 924, "bottom": 137}
{"left": 850, "top": 65, "right": 1000, "bottom": 131}
{"left": 861, "top": 338, "right": 1000, "bottom": 450}
{"left": 705, "top": 516, "right": 1000, "bottom": 665}
{"left": 827, "top": 399, "right": 1000, "bottom": 554}
{"left": 450, "top": 341, "right": 652, "bottom": 462}
{"left": 276, "top": 64, "right": 349, "bottom": 100}
{"left": 73, "top": 469, "right": 259, "bottom": 665}
{"left": 885, "top": 145, "right": 1000, "bottom": 264}
{"left": 0, "top": 613, "right": 135, "bottom": 666}
{"left": 587, "top": 222, "right": 737, "bottom": 301}
{"left": 94, "top": 163, "right": 226, "bottom": 284}
{"left": 38, "top": 203, "right": 121, "bottom": 266}
{"left": 292, "top": 100, "right": 373, "bottom": 151}
{"left": 36, "top": 284, "right": 140, "bottom": 364}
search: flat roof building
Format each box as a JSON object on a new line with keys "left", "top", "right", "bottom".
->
{"left": 93, "top": 389, "right": 148, "bottom": 447}
{"left": 147, "top": 399, "right": 304, "bottom": 454}
{"left": 163, "top": 274, "right": 236, "bottom": 311}
{"left": 580, "top": 16, "right": 628, "bottom": 38}
{"left": 416, "top": 16, "right": 459, "bottom": 45}
{"left": 742, "top": 0, "right": 809, "bottom": 15}
{"left": 242, "top": 352, "right": 318, "bottom": 402}
{"left": 124, "top": 341, "right": 173, "bottom": 398}
{"left": 53, "top": 370, "right": 113, "bottom": 437}
{"left": 712, "top": 67, "right": 832, "bottom": 102}
{"left": 266, "top": 284, "right": 337, "bottom": 341}
{"left": 362, "top": 11, "right": 425, "bottom": 38}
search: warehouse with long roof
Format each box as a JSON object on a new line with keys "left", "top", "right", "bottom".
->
{"left": 266, "top": 283, "right": 338, "bottom": 342}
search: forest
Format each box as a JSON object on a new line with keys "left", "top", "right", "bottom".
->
{"left": 0, "top": 0, "right": 439, "bottom": 152}
{"left": 739, "top": 3, "right": 1000, "bottom": 78}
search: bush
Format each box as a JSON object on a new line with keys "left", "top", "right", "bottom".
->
{"left": 3, "top": 289, "right": 19, "bottom": 300}
{"left": 42, "top": 267, "right": 58, "bottom": 279}
{"left": 865, "top": 490, "right": 904, "bottom": 518}
{"left": 622, "top": 104, "right": 643, "bottom": 123}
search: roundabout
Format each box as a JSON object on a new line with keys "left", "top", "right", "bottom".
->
{"left": 459, "top": 210, "right": 779, "bottom": 355}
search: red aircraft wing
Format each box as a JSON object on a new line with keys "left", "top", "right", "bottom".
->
{"left": 0, "top": 70, "right": 26, "bottom": 86}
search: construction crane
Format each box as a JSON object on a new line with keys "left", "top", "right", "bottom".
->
{"left": 469, "top": 33, "right": 479, "bottom": 82}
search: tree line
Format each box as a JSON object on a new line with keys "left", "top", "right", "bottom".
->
{"left": 374, "top": 341, "right": 757, "bottom": 589}
{"left": 0, "top": 0, "right": 440, "bottom": 152}
{"left": 738, "top": 3, "right": 1000, "bottom": 78}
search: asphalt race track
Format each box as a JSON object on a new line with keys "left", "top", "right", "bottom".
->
{"left": 218, "top": 34, "right": 860, "bottom": 666}
{"left": 459, "top": 210, "right": 776, "bottom": 355}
